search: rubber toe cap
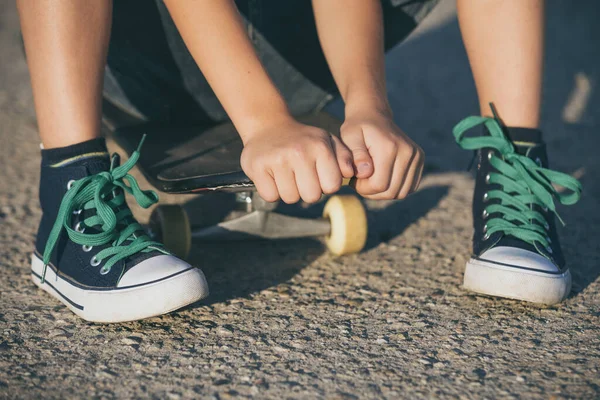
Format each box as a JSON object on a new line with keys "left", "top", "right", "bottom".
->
{"left": 479, "top": 246, "right": 560, "bottom": 273}
{"left": 117, "top": 255, "right": 196, "bottom": 288}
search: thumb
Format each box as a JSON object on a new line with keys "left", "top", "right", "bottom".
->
{"left": 341, "top": 127, "right": 374, "bottom": 179}
{"left": 330, "top": 135, "right": 355, "bottom": 178}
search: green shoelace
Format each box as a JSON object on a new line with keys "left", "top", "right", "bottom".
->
{"left": 41, "top": 136, "right": 168, "bottom": 283}
{"left": 453, "top": 116, "right": 582, "bottom": 252}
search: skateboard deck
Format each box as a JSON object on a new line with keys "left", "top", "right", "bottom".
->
{"left": 107, "top": 108, "right": 343, "bottom": 194}
{"left": 102, "top": 101, "right": 367, "bottom": 257}
{"left": 112, "top": 121, "right": 251, "bottom": 193}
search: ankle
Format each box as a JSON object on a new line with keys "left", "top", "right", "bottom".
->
{"left": 504, "top": 126, "right": 543, "bottom": 144}
{"left": 41, "top": 137, "right": 108, "bottom": 167}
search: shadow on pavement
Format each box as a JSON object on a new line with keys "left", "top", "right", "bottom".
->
{"left": 161, "top": 1, "right": 600, "bottom": 306}
{"left": 180, "top": 184, "right": 448, "bottom": 305}
{"left": 364, "top": 185, "right": 450, "bottom": 250}
{"left": 179, "top": 0, "right": 600, "bottom": 306}
{"left": 375, "top": 0, "right": 600, "bottom": 299}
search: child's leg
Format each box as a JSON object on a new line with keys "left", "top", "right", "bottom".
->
{"left": 454, "top": 0, "right": 582, "bottom": 304}
{"left": 457, "top": 0, "right": 543, "bottom": 128}
{"left": 17, "top": 0, "right": 111, "bottom": 148}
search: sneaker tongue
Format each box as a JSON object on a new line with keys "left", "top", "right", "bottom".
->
{"left": 503, "top": 127, "right": 544, "bottom": 156}
{"left": 513, "top": 142, "right": 537, "bottom": 157}
{"left": 84, "top": 157, "right": 112, "bottom": 176}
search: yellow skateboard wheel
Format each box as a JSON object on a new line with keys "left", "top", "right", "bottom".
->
{"left": 149, "top": 205, "right": 192, "bottom": 260}
{"left": 322, "top": 195, "right": 368, "bottom": 255}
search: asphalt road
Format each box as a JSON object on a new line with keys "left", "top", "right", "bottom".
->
{"left": 1, "top": 1, "right": 599, "bottom": 399}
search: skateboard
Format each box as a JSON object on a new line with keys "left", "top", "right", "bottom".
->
{"left": 102, "top": 101, "right": 368, "bottom": 259}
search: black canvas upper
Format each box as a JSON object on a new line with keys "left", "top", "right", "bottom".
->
{"left": 36, "top": 139, "right": 160, "bottom": 288}
{"left": 471, "top": 126, "right": 566, "bottom": 270}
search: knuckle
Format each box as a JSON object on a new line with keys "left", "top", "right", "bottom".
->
{"left": 289, "top": 143, "right": 307, "bottom": 161}
{"left": 240, "top": 152, "right": 253, "bottom": 172}
{"left": 397, "top": 143, "right": 413, "bottom": 157}
{"left": 371, "top": 179, "right": 390, "bottom": 193}
{"left": 340, "top": 122, "right": 355, "bottom": 134}
{"left": 351, "top": 147, "right": 370, "bottom": 159}
{"left": 322, "top": 181, "right": 341, "bottom": 195}
{"left": 381, "top": 186, "right": 398, "bottom": 200}
{"left": 341, "top": 145, "right": 353, "bottom": 158}
{"left": 282, "top": 193, "right": 300, "bottom": 205}
{"left": 259, "top": 190, "right": 279, "bottom": 203}
{"left": 383, "top": 142, "right": 399, "bottom": 158}
{"left": 250, "top": 158, "right": 265, "bottom": 174}
{"left": 314, "top": 138, "right": 331, "bottom": 154}
{"left": 303, "top": 192, "right": 322, "bottom": 204}
{"left": 273, "top": 152, "right": 289, "bottom": 167}
{"left": 414, "top": 147, "right": 423, "bottom": 160}
{"left": 361, "top": 193, "right": 380, "bottom": 201}
{"left": 396, "top": 191, "right": 408, "bottom": 200}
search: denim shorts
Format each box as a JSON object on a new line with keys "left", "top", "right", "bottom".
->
{"left": 104, "top": 0, "right": 439, "bottom": 124}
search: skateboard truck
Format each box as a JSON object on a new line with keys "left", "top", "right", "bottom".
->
{"left": 149, "top": 188, "right": 368, "bottom": 260}
{"left": 104, "top": 106, "right": 368, "bottom": 260}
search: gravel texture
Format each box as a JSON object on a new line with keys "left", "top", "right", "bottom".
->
{"left": 1, "top": 1, "right": 599, "bottom": 399}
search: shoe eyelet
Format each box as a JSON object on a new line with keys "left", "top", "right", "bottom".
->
{"left": 483, "top": 192, "right": 489, "bottom": 202}
{"left": 546, "top": 236, "right": 552, "bottom": 244}
{"left": 90, "top": 256, "right": 101, "bottom": 267}
{"left": 482, "top": 209, "right": 489, "bottom": 219}
{"left": 535, "top": 157, "right": 542, "bottom": 167}
{"left": 72, "top": 209, "right": 82, "bottom": 215}
{"left": 483, "top": 224, "right": 488, "bottom": 233}
{"left": 542, "top": 206, "right": 548, "bottom": 212}
{"left": 67, "top": 179, "right": 76, "bottom": 190}
{"left": 487, "top": 152, "right": 494, "bottom": 161}
{"left": 75, "top": 222, "right": 85, "bottom": 233}
{"left": 485, "top": 174, "right": 491, "bottom": 184}
{"left": 99, "top": 266, "right": 110, "bottom": 275}
{"left": 483, "top": 233, "right": 490, "bottom": 241}
{"left": 82, "top": 245, "right": 93, "bottom": 252}
{"left": 545, "top": 246, "right": 553, "bottom": 254}
{"left": 543, "top": 221, "right": 549, "bottom": 230}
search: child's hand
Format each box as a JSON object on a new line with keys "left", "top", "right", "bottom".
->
{"left": 341, "top": 109, "right": 424, "bottom": 200}
{"left": 241, "top": 118, "right": 354, "bottom": 204}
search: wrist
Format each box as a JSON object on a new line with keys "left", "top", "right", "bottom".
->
{"left": 236, "top": 109, "right": 296, "bottom": 145}
{"left": 234, "top": 100, "right": 294, "bottom": 144}
{"left": 344, "top": 86, "right": 393, "bottom": 120}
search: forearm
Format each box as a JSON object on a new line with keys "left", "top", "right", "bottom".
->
{"left": 312, "top": 0, "right": 390, "bottom": 115}
{"left": 163, "top": 0, "right": 291, "bottom": 142}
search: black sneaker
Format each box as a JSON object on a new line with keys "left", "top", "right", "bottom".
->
{"left": 453, "top": 108, "right": 582, "bottom": 304}
{"left": 32, "top": 137, "right": 208, "bottom": 322}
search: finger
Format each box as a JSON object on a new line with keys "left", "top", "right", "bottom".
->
{"left": 294, "top": 162, "right": 323, "bottom": 204}
{"left": 330, "top": 135, "right": 354, "bottom": 178}
{"left": 315, "top": 147, "right": 343, "bottom": 195}
{"left": 361, "top": 153, "right": 407, "bottom": 200}
{"left": 273, "top": 167, "right": 300, "bottom": 204}
{"left": 251, "top": 169, "right": 279, "bottom": 203}
{"left": 354, "top": 141, "right": 396, "bottom": 196}
{"left": 410, "top": 151, "right": 425, "bottom": 194}
{"left": 341, "top": 127, "right": 374, "bottom": 179}
{"left": 396, "top": 148, "right": 420, "bottom": 199}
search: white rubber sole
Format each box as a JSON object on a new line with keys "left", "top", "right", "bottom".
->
{"left": 31, "top": 255, "right": 209, "bottom": 323}
{"left": 463, "top": 257, "right": 571, "bottom": 305}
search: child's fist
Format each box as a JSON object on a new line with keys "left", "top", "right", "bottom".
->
{"left": 340, "top": 110, "right": 424, "bottom": 200}
{"left": 241, "top": 119, "right": 354, "bottom": 204}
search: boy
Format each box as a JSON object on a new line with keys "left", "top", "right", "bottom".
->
{"left": 18, "top": 0, "right": 581, "bottom": 322}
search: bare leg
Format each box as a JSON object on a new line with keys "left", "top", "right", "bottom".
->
{"left": 457, "top": 0, "right": 544, "bottom": 128}
{"left": 17, "top": 0, "right": 112, "bottom": 148}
